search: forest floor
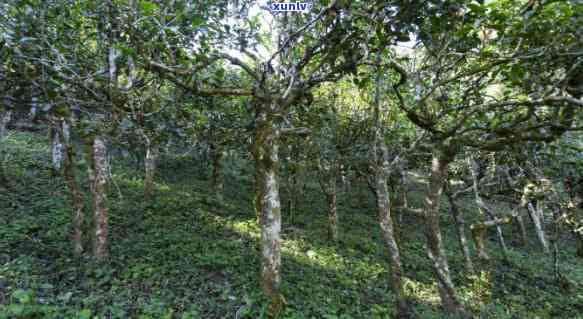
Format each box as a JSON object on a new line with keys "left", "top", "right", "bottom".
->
{"left": 1, "top": 130, "right": 582, "bottom": 319}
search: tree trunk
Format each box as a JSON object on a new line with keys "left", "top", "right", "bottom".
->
{"left": 318, "top": 160, "right": 339, "bottom": 243}
{"left": 252, "top": 111, "right": 284, "bottom": 318}
{"left": 514, "top": 211, "right": 528, "bottom": 247}
{"left": 254, "top": 167, "right": 262, "bottom": 224}
{"left": 527, "top": 202, "right": 550, "bottom": 253}
{"left": 0, "top": 110, "right": 11, "bottom": 138}
{"left": 469, "top": 158, "right": 508, "bottom": 260}
{"left": 60, "top": 120, "right": 85, "bottom": 256}
{"left": 210, "top": 144, "right": 224, "bottom": 201}
{"left": 324, "top": 181, "right": 338, "bottom": 242}
{"left": 370, "top": 51, "right": 410, "bottom": 318}
{"left": 91, "top": 136, "right": 109, "bottom": 261}
{"left": 50, "top": 123, "right": 64, "bottom": 175}
{"left": 375, "top": 170, "right": 409, "bottom": 317}
{"left": 577, "top": 237, "right": 583, "bottom": 258}
{"left": 0, "top": 110, "right": 12, "bottom": 189}
{"left": 424, "top": 145, "right": 468, "bottom": 317}
{"left": 445, "top": 189, "right": 474, "bottom": 273}
{"left": 144, "top": 139, "right": 158, "bottom": 201}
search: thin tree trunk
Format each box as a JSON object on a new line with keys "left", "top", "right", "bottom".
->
{"left": 252, "top": 110, "right": 284, "bottom": 318}
{"left": 445, "top": 189, "right": 474, "bottom": 273}
{"left": 0, "top": 110, "right": 12, "bottom": 189}
{"left": 91, "top": 136, "right": 109, "bottom": 261}
{"left": 0, "top": 110, "right": 11, "bottom": 138}
{"left": 527, "top": 202, "right": 550, "bottom": 253}
{"left": 424, "top": 145, "right": 468, "bottom": 317}
{"left": 375, "top": 170, "right": 409, "bottom": 317}
{"left": 370, "top": 52, "right": 410, "bottom": 318}
{"left": 50, "top": 123, "right": 64, "bottom": 175}
{"left": 515, "top": 212, "right": 528, "bottom": 247}
{"left": 326, "top": 191, "right": 338, "bottom": 242}
{"left": 210, "top": 144, "right": 224, "bottom": 201}
{"left": 321, "top": 174, "right": 339, "bottom": 242}
{"left": 60, "top": 120, "right": 84, "bottom": 256}
{"left": 318, "top": 159, "right": 339, "bottom": 243}
{"left": 469, "top": 158, "right": 508, "bottom": 260}
{"left": 144, "top": 139, "right": 158, "bottom": 200}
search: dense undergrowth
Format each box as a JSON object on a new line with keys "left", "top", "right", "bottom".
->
{"left": 1, "top": 131, "right": 582, "bottom": 318}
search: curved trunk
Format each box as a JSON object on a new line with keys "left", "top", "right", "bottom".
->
{"left": 252, "top": 110, "right": 284, "bottom": 318}
{"left": 375, "top": 170, "right": 409, "bottom": 317}
{"left": 60, "top": 120, "right": 84, "bottom": 256}
{"left": 370, "top": 51, "right": 410, "bottom": 317}
{"left": 424, "top": 145, "right": 468, "bottom": 317}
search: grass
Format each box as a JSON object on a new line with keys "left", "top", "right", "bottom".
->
{"left": 1, "top": 130, "right": 582, "bottom": 318}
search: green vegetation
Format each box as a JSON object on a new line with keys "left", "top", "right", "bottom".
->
{"left": 2, "top": 131, "right": 581, "bottom": 319}
{"left": 1, "top": 0, "right": 583, "bottom": 318}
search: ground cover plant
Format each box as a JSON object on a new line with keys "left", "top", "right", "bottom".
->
{"left": 1, "top": 1, "right": 583, "bottom": 318}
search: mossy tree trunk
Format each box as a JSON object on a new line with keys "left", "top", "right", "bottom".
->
{"left": 370, "top": 53, "right": 410, "bottom": 318}
{"left": 87, "top": 136, "right": 109, "bottom": 262}
{"left": 424, "top": 144, "right": 468, "bottom": 317}
{"left": 60, "top": 119, "right": 85, "bottom": 256}
{"left": 252, "top": 107, "right": 284, "bottom": 318}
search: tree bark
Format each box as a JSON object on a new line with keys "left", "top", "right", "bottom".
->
{"left": 514, "top": 212, "right": 528, "bottom": 247}
{"left": 0, "top": 110, "right": 12, "bottom": 189}
{"left": 527, "top": 202, "right": 550, "bottom": 253}
{"left": 375, "top": 169, "right": 409, "bottom": 317}
{"left": 370, "top": 51, "right": 410, "bottom": 317}
{"left": 445, "top": 189, "right": 474, "bottom": 273}
{"left": 252, "top": 109, "right": 284, "bottom": 318}
{"left": 469, "top": 158, "right": 508, "bottom": 260}
{"left": 0, "top": 110, "right": 11, "bottom": 138}
{"left": 91, "top": 136, "right": 109, "bottom": 261}
{"left": 60, "top": 120, "right": 85, "bottom": 256}
{"left": 210, "top": 143, "right": 224, "bottom": 201}
{"left": 318, "top": 159, "right": 339, "bottom": 243}
{"left": 50, "top": 122, "right": 64, "bottom": 175}
{"left": 424, "top": 144, "right": 468, "bottom": 317}
{"left": 144, "top": 138, "right": 158, "bottom": 201}
{"left": 320, "top": 174, "right": 338, "bottom": 242}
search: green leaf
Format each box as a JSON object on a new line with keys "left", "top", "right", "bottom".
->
{"left": 12, "top": 289, "right": 32, "bottom": 304}
{"left": 140, "top": 1, "right": 159, "bottom": 16}
{"left": 8, "top": 304, "right": 24, "bottom": 316}
{"left": 79, "top": 309, "right": 92, "bottom": 319}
